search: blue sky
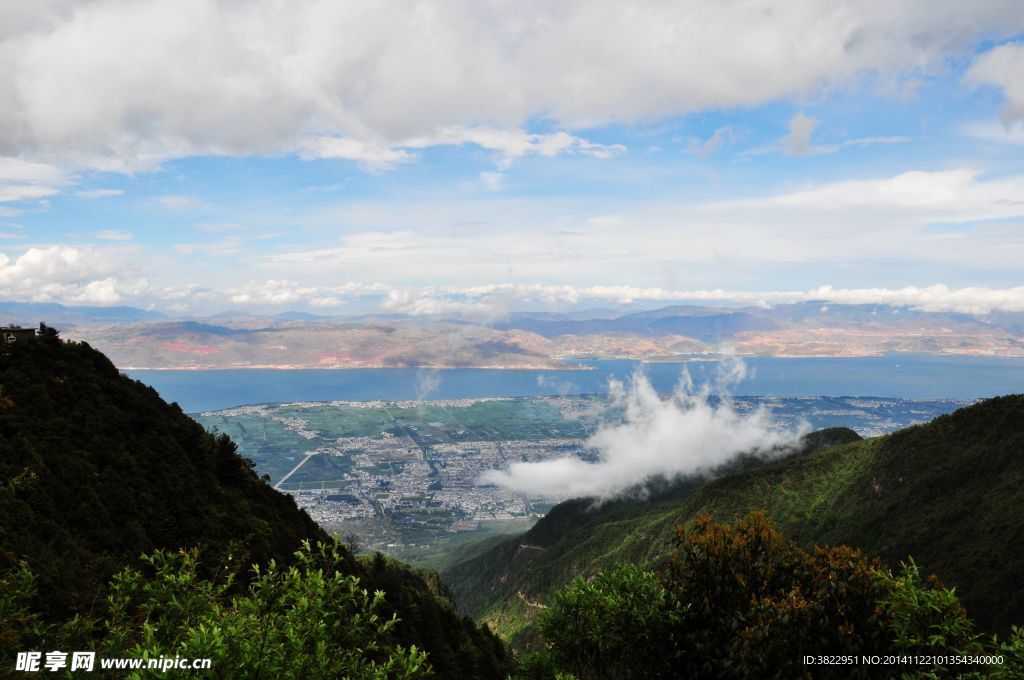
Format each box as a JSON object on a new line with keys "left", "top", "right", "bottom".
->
{"left": 1, "top": 1, "right": 1024, "bottom": 316}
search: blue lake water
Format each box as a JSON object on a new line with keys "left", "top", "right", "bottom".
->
{"left": 126, "top": 354, "right": 1024, "bottom": 413}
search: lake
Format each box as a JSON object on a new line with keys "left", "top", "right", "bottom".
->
{"left": 125, "top": 354, "right": 1024, "bottom": 413}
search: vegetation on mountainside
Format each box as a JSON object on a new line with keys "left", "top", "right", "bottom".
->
{"left": 516, "top": 514, "right": 1024, "bottom": 680}
{"left": 4, "top": 541, "right": 428, "bottom": 679}
{"left": 0, "top": 331, "right": 510, "bottom": 678}
{"left": 442, "top": 396, "right": 1024, "bottom": 645}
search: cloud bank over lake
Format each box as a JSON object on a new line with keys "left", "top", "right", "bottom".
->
{"left": 481, "top": 358, "right": 808, "bottom": 499}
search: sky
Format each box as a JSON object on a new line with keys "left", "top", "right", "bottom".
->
{"left": 2, "top": 0, "right": 1024, "bottom": 316}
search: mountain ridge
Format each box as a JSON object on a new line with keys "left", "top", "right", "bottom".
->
{"left": 0, "top": 331, "right": 510, "bottom": 677}
{"left": 440, "top": 396, "right": 1024, "bottom": 647}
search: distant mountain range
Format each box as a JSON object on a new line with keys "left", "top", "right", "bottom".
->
{"left": 0, "top": 300, "right": 167, "bottom": 326}
{"left": 20, "top": 300, "right": 1019, "bottom": 369}
{"left": 438, "top": 396, "right": 1024, "bottom": 648}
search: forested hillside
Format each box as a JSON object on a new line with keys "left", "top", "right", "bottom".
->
{"left": 443, "top": 396, "right": 1024, "bottom": 646}
{"left": 0, "top": 330, "right": 509, "bottom": 678}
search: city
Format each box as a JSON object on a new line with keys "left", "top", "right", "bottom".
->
{"left": 195, "top": 394, "right": 970, "bottom": 556}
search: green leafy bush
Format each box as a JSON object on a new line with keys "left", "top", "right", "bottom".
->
{"left": 524, "top": 513, "right": 1014, "bottom": 680}
{"left": 64, "top": 540, "right": 428, "bottom": 679}
{"left": 538, "top": 564, "right": 676, "bottom": 679}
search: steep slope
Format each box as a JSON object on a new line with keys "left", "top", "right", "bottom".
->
{"left": 442, "top": 398, "right": 1024, "bottom": 644}
{"left": 0, "top": 330, "right": 323, "bottom": 618}
{"left": 0, "top": 331, "right": 510, "bottom": 677}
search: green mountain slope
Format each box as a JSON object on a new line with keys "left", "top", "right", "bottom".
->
{"left": 0, "top": 331, "right": 509, "bottom": 677}
{"left": 442, "top": 397, "right": 1024, "bottom": 645}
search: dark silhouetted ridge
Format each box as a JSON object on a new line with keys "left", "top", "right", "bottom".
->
{"left": 0, "top": 333, "right": 510, "bottom": 678}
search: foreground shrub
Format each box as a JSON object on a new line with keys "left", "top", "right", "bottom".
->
{"left": 525, "top": 512, "right": 1009, "bottom": 680}
{"left": 6, "top": 541, "right": 429, "bottom": 679}
{"left": 538, "top": 564, "right": 675, "bottom": 679}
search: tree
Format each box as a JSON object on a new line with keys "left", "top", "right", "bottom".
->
{"left": 96, "top": 540, "right": 430, "bottom": 679}
{"left": 537, "top": 564, "right": 677, "bottom": 680}
{"left": 37, "top": 322, "right": 60, "bottom": 343}
{"left": 527, "top": 513, "right": 995, "bottom": 680}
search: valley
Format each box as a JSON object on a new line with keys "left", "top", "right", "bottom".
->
{"left": 194, "top": 395, "right": 970, "bottom": 560}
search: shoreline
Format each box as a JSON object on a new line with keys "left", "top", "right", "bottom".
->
{"left": 118, "top": 350, "right": 1024, "bottom": 371}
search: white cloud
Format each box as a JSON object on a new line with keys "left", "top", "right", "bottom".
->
{"left": 1, "top": 1, "right": 1020, "bottom": 169}
{"left": 75, "top": 188, "right": 123, "bottom": 198}
{"left": 225, "top": 279, "right": 389, "bottom": 306}
{"left": 744, "top": 168, "right": 1017, "bottom": 212}
{"left": 0, "top": 245, "right": 150, "bottom": 304}
{"left": 227, "top": 279, "right": 317, "bottom": 305}
{"left": 389, "top": 283, "right": 1024, "bottom": 316}
{"left": 0, "top": 183, "right": 59, "bottom": 203}
{"left": 0, "top": 157, "right": 66, "bottom": 203}
{"left": 308, "top": 295, "right": 344, "bottom": 308}
{"left": 207, "top": 279, "right": 1024, "bottom": 316}
{"left": 379, "top": 288, "right": 499, "bottom": 317}
{"left": 966, "top": 41, "right": 1024, "bottom": 126}
{"left": 401, "top": 127, "right": 625, "bottom": 162}
{"left": 249, "top": 167, "right": 1024, "bottom": 287}
{"left": 575, "top": 284, "right": 1024, "bottom": 315}
{"left": 5, "top": 241, "right": 1024, "bottom": 316}
{"left": 300, "top": 127, "right": 625, "bottom": 171}
{"left": 0, "top": 157, "right": 66, "bottom": 183}
{"left": 3, "top": 163, "right": 1023, "bottom": 314}
{"left": 298, "top": 137, "right": 415, "bottom": 171}
{"left": 481, "top": 362, "right": 806, "bottom": 499}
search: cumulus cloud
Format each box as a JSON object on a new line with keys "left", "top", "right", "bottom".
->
{"left": 480, "top": 360, "right": 806, "bottom": 499}
{"left": 379, "top": 288, "right": 501, "bottom": 318}
{"left": 226, "top": 279, "right": 319, "bottom": 306}
{"left": 8, "top": 254, "right": 1024, "bottom": 316}
{"left": 223, "top": 279, "right": 389, "bottom": 307}
{"left": 1, "top": 1, "right": 1021, "bottom": 171}
{"left": 0, "top": 245, "right": 150, "bottom": 304}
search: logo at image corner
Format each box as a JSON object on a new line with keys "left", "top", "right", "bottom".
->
{"left": 14, "top": 651, "right": 96, "bottom": 672}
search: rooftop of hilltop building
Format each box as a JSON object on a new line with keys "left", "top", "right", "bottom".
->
{"left": 1, "top": 325, "right": 38, "bottom": 345}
